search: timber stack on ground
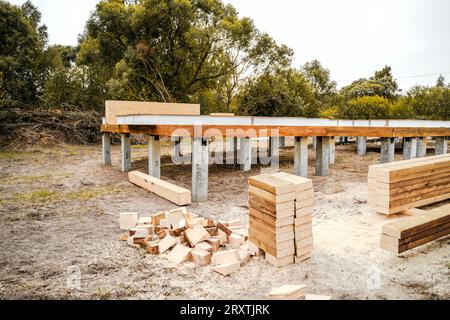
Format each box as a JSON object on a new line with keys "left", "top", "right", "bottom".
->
{"left": 248, "top": 173, "right": 315, "bottom": 267}
{"left": 368, "top": 154, "right": 450, "bottom": 215}
{"left": 119, "top": 208, "right": 254, "bottom": 276}
{"left": 380, "top": 204, "right": 450, "bottom": 254}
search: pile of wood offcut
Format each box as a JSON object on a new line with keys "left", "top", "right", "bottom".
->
{"left": 119, "top": 208, "right": 258, "bottom": 276}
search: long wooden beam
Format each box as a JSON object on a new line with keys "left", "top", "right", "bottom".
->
{"left": 101, "top": 124, "right": 450, "bottom": 138}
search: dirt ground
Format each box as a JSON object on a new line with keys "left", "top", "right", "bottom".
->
{"left": 0, "top": 138, "right": 448, "bottom": 300}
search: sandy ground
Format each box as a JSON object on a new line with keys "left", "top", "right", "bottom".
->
{"left": 0, "top": 138, "right": 448, "bottom": 300}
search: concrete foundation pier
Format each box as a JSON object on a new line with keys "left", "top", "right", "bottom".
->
{"left": 357, "top": 137, "right": 367, "bottom": 156}
{"left": 315, "top": 136, "right": 330, "bottom": 176}
{"left": 148, "top": 135, "right": 161, "bottom": 178}
{"left": 102, "top": 132, "right": 111, "bottom": 165}
{"left": 294, "top": 136, "right": 308, "bottom": 177}
{"left": 380, "top": 138, "right": 395, "bottom": 163}
{"left": 416, "top": 137, "right": 427, "bottom": 158}
{"left": 329, "top": 137, "right": 336, "bottom": 165}
{"left": 192, "top": 137, "right": 209, "bottom": 202}
{"left": 435, "top": 137, "right": 448, "bottom": 155}
{"left": 120, "top": 133, "right": 131, "bottom": 172}
{"left": 402, "top": 137, "right": 417, "bottom": 160}
{"left": 239, "top": 137, "right": 252, "bottom": 171}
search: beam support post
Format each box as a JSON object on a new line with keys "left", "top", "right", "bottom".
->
{"left": 357, "top": 137, "right": 367, "bottom": 156}
{"left": 329, "top": 136, "right": 336, "bottom": 165}
{"left": 192, "top": 137, "right": 209, "bottom": 203}
{"left": 148, "top": 135, "right": 161, "bottom": 178}
{"left": 380, "top": 137, "right": 395, "bottom": 163}
{"left": 239, "top": 137, "right": 252, "bottom": 171}
{"left": 102, "top": 132, "right": 111, "bottom": 165}
{"left": 435, "top": 137, "right": 448, "bottom": 155}
{"left": 416, "top": 137, "right": 427, "bottom": 158}
{"left": 402, "top": 137, "right": 417, "bottom": 160}
{"left": 315, "top": 136, "right": 330, "bottom": 176}
{"left": 120, "top": 133, "right": 131, "bottom": 172}
{"left": 172, "top": 136, "right": 182, "bottom": 159}
{"left": 294, "top": 136, "right": 308, "bottom": 177}
{"left": 269, "top": 136, "right": 279, "bottom": 162}
{"left": 279, "top": 136, "right": 286, "bottom": 148}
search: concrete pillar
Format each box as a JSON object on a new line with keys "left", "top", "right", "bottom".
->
{"left": 148, "top": 135, "right": 161, "bottom": 179}
{"left": 269, "top": 136, "right": 279, "bottom": 161}
{"left": 239, "top": 137, "right": 252, "bottom": 171}
{"left": 435, "top": 137, "right": 448, "bottom": 155}
{"left": 313, "top": 137, "right": 317, "bottom": 151}
{"left": 416, "top": 137, "right": 427, "bottom": 158}
{"left": 357, "top": 137, "right": 367, "bottom": 156}
{"left": 102, "top": 132, "right": 111, "bottom": 165}
{"left": 192, "top": 137, "right": 209, "bottom": 202}
{"left": 172, "top": 137, "right": 182, "bottom": 158}
{"left": 402, "top": 137, "right": 417, "bottom": 160}
{"left": 279, "top": 136, "right": 286, "bottom": 148}
{"left": 315, "top": 136, "right": 330, "bottom": 176}
{"left": 233, "top": 137, "right": 239, "bottom": 165}
{"left": 294, "top": 137, "right": 308, "bottom": 177}
{"left": 380, "top": 138, "right": 395, "bottom": 163}
{"left": 329, "top": 137, "right": 336, "bottom": 165}
{"left": 120, "top": 133, "right": 131, "bottom": 172}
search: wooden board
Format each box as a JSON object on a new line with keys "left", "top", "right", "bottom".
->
{"left": 248, "top": 175, "right": 296, "bottom": 195}
{"left": 128, "top": 171, "right": 191, "bottom": 206}
{"left": 105, "top": 100, "right": 200, "bottom": 124}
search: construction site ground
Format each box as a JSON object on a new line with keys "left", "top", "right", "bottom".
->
{"left": 0, "top": 138, "right": 448, "bottom": 300}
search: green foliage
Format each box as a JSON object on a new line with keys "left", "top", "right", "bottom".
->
{"left": 338, "top": 95, "right": 393, "bottom": 119}
{"left": 78, "top": 0, "right": 293, "bottom": 110}
{"left": 236, "top": 68, "right": 318, "bottom": 117}
{"left": 401, "top": 83, "right": 450, "bottom": 120}
{"left": 301, "top": 60, "right": 337, "bottom": 107}
{"left": 0, "top": 0, "right": 48, "bottom": 107}
{"left": 341, "top": 66, "right": 399, "bottom": 102}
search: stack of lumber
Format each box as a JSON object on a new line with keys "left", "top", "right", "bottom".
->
{"left": 273, "top": 172, "right": 315, "bottom": 262}
{"left": 119, "top": 209, "right": 253, "bottom": 276}
{"left": 267, "top": 284, "right": 332, "bottom": 300}
{"left": 248, "top": 173, "right": 315, "bottom": 267}
{"left": 380, "top": 204, "right": 450, "bottom": 254}
{"left": 128, "top": 171, "right": 191, "bottom": 206}
{"left": 368, "top": 154, "right": 450, "bottom": 215}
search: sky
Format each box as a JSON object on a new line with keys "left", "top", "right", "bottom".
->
{"left": 8, "top": 0, "right": 450, "bottom": 91}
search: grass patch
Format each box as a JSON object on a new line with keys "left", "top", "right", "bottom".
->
{"left": 0, "top": 150, "right": 39, "bottom": 160}
{"left": 2, "top": 172, "right": 73, "bottom": 185}
{"left": 4, "top": 186, "right": 119, "bottom": 205}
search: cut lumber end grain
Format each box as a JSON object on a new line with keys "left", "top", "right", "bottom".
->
{"left": 128, "top": 171, "right": 191, "bottom": 206}
{"left": 185, "top": 224, "right": 211, "bottom": 247}
{"left": 239, "top": 250, "right": 250, "bottom": 266}
{"left": 227, "top": 233, "right": 245, "bottom": 248}
{"left": 212, "top": 261, "right": 240, "bottom": 276}
{"left": 248, "top": 241, "right": 264, "bottom": 256}
{"left": 137, "top": 217, "right": 152, "bottom": 225}
{"left": 195, "top": 241, "right": 213, "bottom": 253}
{"left": 190, "top": 249, "right": 212, "bottom": 266}
{"left": 151, "top": 211, "right": 167, "bottom": 226}
{"left": 119, "top": 212, "right": 138, "bottom": 230}
{"left": 268, "top": 284, "right": 307, "bottom": 300}
{"left": 167, "top": 244, "right": 192, "bottom": 264}
{"left": 211, "top": 249, "right": 240, "bottom": 266}
{"left": 205, "top": 238, "right": 220, "bottom": 252}
{"left": 217, "top": 223, "right": 233, "bottom": 236}
{"left": 265, "top": 253, "right": 294, "bottom": 268}
{"left": 158, "top": 234, "right": 177, "bottom": 254}
{"left": 146, "top": 241, "right": 159, "bottom": 254}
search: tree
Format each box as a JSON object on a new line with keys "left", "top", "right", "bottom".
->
{"left": 78, "top": 0, "right": 292, "bottom": 110}
{"left": 0, "top": 0, "right": 48, "bottom": 107}
{"left": 401, "top": 85, "right": 450, "bottom": 120}
{"left": 236, "top": 68, "right": 318, "bottom": 117}
{"left": 301, "top": 60, "right": 337, "bottom": 103}
{"left": 337, "top": 95, "right": 393, "bottom": 119}
{"left": 341, "top": 66, "right": 399, "bottom": 102}
{"left": 436, "top": 74, "right": 446, "bottom": 87}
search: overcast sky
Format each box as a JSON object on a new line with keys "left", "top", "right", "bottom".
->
{"left": 9, "top": 0, "right": 450, "bottom": 91}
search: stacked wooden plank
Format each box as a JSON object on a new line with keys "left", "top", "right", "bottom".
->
{"left": 380, "top": 204, "right": 450, "bottom": 254}
{"left": 248, "top": 174, "right": 296, "bottom": 267}
{"left": 248, "top": 173, "right": 315, "bottom": 267}
{"left": 368, "top": 154, "right": 450, "bottom": 215}
{"left": 119, "top": 209, "right": 254, "bottom": 276}
{"left": 273, "top": 172, "right": 315, "bottom": 262}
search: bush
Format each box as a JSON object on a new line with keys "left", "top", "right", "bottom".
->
{"left": 338, "top": 95, "right": 392, "bottom": 119}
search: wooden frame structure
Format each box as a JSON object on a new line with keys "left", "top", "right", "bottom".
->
{"left": 101, "top": 113, "right": 450, "bottom": 203}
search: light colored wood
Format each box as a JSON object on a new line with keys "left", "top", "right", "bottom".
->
{"left": 195, "top": 241, "right": 213, "bottom": 253}
{"left": 119, "top": 212, "right": 138, "bottom": 230}
{"left": 248, "top": 185, "right": 295, "bottom": 203}
{"left": 212, "top": 261, "right": 240, "bottom": 276}
{"left": 265, "top": 254, "right": 294, "bottom": 268}
{"left": 190, "top": 249, "right": 211, "bottom": 266}
{"left": 105, "top": 100, "right": 200, "bottom": 124}
{"left": 158, "top": 234, "right": 177, "bottom": 253}
{"left": 128, "top": 171, "right": 191, "bottom": 206}
{"left": 205, "top": 238, "right": 220, "bottom": 252}
{"left": 268, "top": 284, "right": 306, "bottom": 299}
{"left": 167, "top": 244, "right": 192, "bottom": 264}
{"left": 211, "top": 249, "right": 240, "bottom": 266}
{"left": 248, "top": 174, "right": 297, "bottom": 195}
{"left": 185, "top": 224, "right": 211, "bottom": 247}
{"left": 249, "top": 207, "right": 294, "bottom": 227}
